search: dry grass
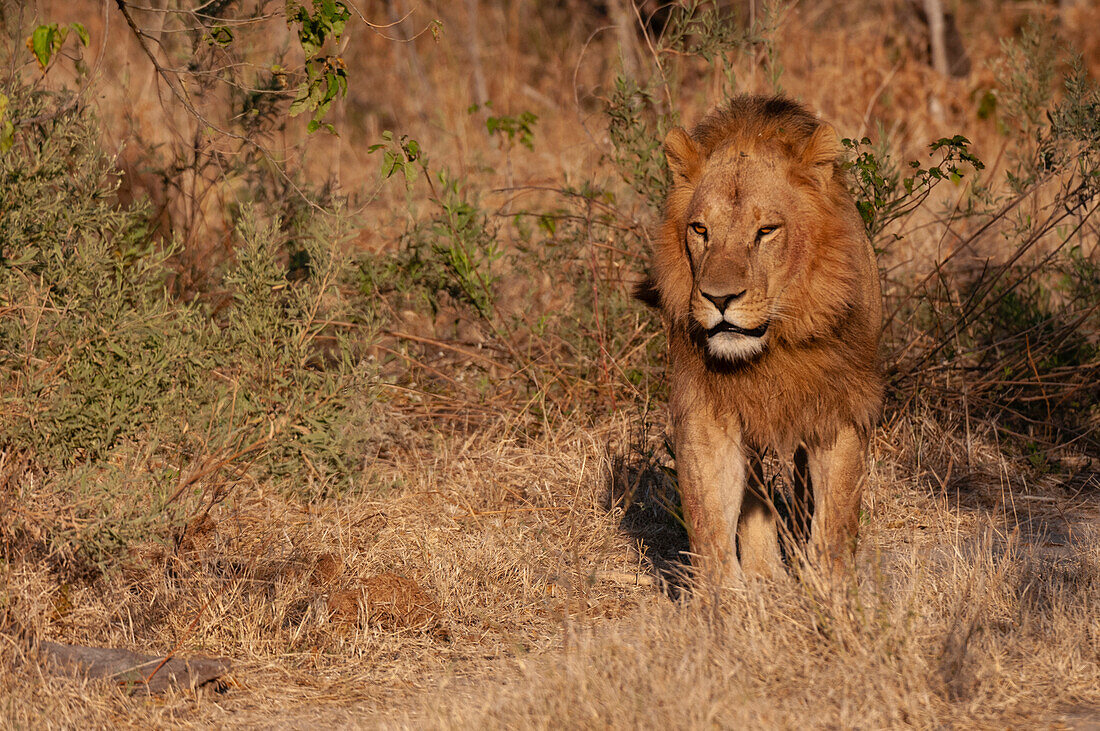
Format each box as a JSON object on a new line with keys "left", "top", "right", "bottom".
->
{"left": 3, "top": 413, "right": 1098, "bottom": 727}
{"left": 390, "top": 417, "right": 1100, "bottom": 729}
{"left": 1, "top": 415, "right": 660, "bottom": 726}
{"left": 3, "top": 0, "right": 1100, "bottom": 728}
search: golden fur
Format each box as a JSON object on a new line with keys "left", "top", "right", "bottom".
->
{"left": 640, "top": 95, "right": 883, "bottom": 583}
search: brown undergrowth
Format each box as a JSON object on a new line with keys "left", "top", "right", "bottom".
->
{"left": 3, "top": 412, "right": 1098, "bottom": 727}
{"left": 1, "top": 415, "right": 659, "bottom": 726}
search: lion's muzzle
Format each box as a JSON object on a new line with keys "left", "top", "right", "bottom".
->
{"left": 694, "top": 286, "right": 771, "bottom": 361}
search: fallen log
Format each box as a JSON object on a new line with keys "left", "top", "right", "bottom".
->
{"left": 38, "top": 641, "right": 231, "bottom": 694}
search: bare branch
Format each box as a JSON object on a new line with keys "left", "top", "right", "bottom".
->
{"left": 113, "top": 0, "right": 326, "bottom": 213}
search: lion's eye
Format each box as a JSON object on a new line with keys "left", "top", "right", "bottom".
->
{"left": 757, "top": 225, "right": 779, "bottom": 238}
{"left": 689, "top": 222, "right": 708, "bottom": 237}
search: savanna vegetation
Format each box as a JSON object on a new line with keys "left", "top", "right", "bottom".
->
{"left": 0, "top": 0, "right": 1098, "bottom": 727}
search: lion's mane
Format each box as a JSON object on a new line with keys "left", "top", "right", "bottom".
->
{"left": 644, "top": 95, "right": 883, "bottom": 452}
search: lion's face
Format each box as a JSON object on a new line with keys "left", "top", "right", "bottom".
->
{"left": 681, "top": 147, "right": 807, "bottom": 362}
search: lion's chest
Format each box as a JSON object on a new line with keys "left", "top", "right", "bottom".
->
{"left": 673, "top": 337, "right": 880, "bottom": 451}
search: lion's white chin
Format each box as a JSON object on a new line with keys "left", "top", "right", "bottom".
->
{"left": 706, "top": 331, "right": 766, "bottom": 361}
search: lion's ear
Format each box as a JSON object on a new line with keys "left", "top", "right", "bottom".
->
{"left": 801, "top": 122, "right": 841, "bottom": 188}
{"left": 664, "top": 127, "right": 701, "bottom": 185}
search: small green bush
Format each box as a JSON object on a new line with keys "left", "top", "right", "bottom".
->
{"left": 0, "top": 82, "right": 377, "bottom": 572}
{"left": 216, "top": 207, "right": 377, "bottom": 484}
{"left": 0, "top": 87, "right": 216, "bottom": 465}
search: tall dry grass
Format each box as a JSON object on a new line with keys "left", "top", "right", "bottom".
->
{"left": 412, "top": 537, "right": 1100, "bottom": 728}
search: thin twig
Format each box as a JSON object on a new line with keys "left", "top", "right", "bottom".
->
{"left": 382, "top": 328, "right": 516, "bottom": 373}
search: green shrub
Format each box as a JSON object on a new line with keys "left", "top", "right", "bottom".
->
{"left": 216, "top": 207, "right": 377, "bottom": 485}
{"left": 0, "top": 87, "right": 216, "bottom": 464}
{"left": 0, "top": 81, "right": 377, "bottom": 572}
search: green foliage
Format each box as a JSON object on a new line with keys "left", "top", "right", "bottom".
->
{"left": 659, "top": 1, "right": 746, "bottom": 63}
{"left": 207, "top": 25, "right": 234, "bottom": 47}
{"left": 367, "top": 174, "right": 500, "bottom": 321}
{"left": 995, "top": 19, "right": 1057, "bottom": 189}
{"left": 0, "top": 93, "right": 14, "bottom": 154}
{"left": 483, "top": 107, "right": 539, "bottom": 151}
{"left": 216, "top": 209, "right": 375, "bottom": 482}
{"left": 368, "top": 130, "right": 423, "bottom": 188}
{"left": 365, "top": 134, "right": 500, "bottom": 319}
{"left": 0, "top": 85, "right": 375, "bottom": 480}
{"left": 422, "top": 173, "right": 501, "bottom": 319}
{"left": 27, "top": 22, "right": 88, "bottom": 71}
{"left": 286, "top": 0, "right": 351, "bottom": 133}
{"left": 842, "top": 134, "right": 984, "bottom": 246}
{"left": 994, "top": 21, "right": 1100, "bottom": 195}
{"left": 1028, "top": 55, "right": 1100, "bottom": 194}
{"left": 0, "top": 79, "right": 380, "bottom": 572}
{"left": 287, "top": 0, "right": 349, "bottom": 58}
{"left": 659, "top": 0, "right": 785, "bottom": 94}
{"left": 605, "top": 76, "right": 674, "bottom": 211}
{"left": 0, "top": 89, "right": 207, "bottom": 463}
{"left": 362, "top": 128, "right": 662, "bottom": 411}
{"left": 48, "top": 461, "right": 192, "bottom": 576}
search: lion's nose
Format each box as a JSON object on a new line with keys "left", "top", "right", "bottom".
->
{"left": 700, "top": 289, "right": 746, "bottom": 312}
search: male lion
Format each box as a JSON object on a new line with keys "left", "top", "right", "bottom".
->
{"left": 639, "top": 95, "right": 883, "bottom": 584}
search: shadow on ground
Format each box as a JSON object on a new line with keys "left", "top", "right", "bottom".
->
{"left": 933, "top": 465, "right": 1100, "bottom": 552}
{"left": 604, "top": 429, "right": 691, "bottom": 596}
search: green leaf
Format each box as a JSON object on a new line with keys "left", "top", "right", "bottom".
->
{"left": 0, "top": 119, "right": 13, "bottom": 154}
{"left": 30, "top": 24, "right": 57, "bottom": 70}
{"left": 209, "top": 26, "right": 234, "bottom": 46}
{"left": 70, "top": 22, "right": 89, "bottom": 46}
{"left": 288, "top": 83, "right": 312, "bottom": 117}
{"left": 330, "top": 4, "right": 348, "bottom": 39}
{"left": 381, "top": 150, "right": 397, "bottom": 177}
{"left": 321, "top": 72, "right": 340, "bottom": 103}
{"left": 537, "top": 214, "right": 556, "bottom": 235}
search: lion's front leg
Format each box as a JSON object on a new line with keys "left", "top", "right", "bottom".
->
{"left": 738, "top": 452, "right": 784, "bottom": 579}
{"left": 806, "top": 425, "right": 869, "bottom": 575}
{"left": 672, "top": 408, "right": 747, "bottom": 587}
